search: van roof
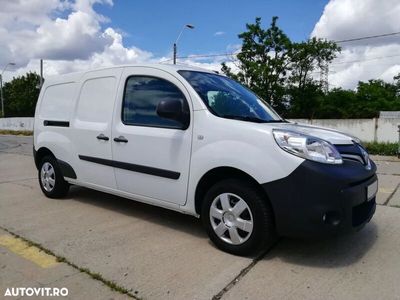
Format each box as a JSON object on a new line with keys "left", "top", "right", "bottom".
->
{"left": 43, "top": 63, "right": 219, "bottom": 85}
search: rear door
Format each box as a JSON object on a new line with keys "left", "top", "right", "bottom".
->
{"left": 111, "top": 67, "right": 193, "bottom": 205}
{"left": 71, "top": 68, "right": 122, "bottom": 189}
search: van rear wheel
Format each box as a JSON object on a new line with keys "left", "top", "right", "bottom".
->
{"left": 38, "top": 155, "right": 69, "bottom": 198}
{"left": 201, "top": 179, "right": 276, "bottom": 256}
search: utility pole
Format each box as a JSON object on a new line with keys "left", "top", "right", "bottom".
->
{"left": 36, "top": 59, "right": 44, "bottom": 90}
{"left": 0, "top": 75, "right": 3, "bottom": 118}
{"left": 398, "top": 124, "right": 400, "bottom": 158}
{"left": 173, "top": 24, "right": 194, "bottom": 64}
{"left": 0, "top": 62, "right": 16, "bottom": 118}
{"left": 40, "top": 59, "right": 43, "bottom": 89}
{"left": 320, "top": 61, "right": 329, "bottom": 94}
{"left": 173, "top": 43, "right": 177, "bottom": 65}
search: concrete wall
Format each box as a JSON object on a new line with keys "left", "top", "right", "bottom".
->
{"left": 376, "top": 118, "right": 400, "bottom": 143}
{"left": 0, "top": 117, "right": 34, "bottom": 131}
{"left": 0, "top": 117, "right": 399, "bottom": 143}
{"left": 289, "top": 118, "right": 400, "bottom": 143}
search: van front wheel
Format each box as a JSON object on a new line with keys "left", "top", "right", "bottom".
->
{"left": 201, "top": 179, "right": 276, "bottom": 256}
{"left": 38, "top": 156, "right": 69, "bottom": 198}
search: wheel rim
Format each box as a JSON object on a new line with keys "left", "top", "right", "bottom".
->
{"left": 209, "top": 193, "right": 254, "bottom": 245}
{"left": 40, "top": 162, "right": 56, "bottom": 192}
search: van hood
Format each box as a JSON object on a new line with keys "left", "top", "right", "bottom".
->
{"left": 270, "top": 122, "right": 357, "bottom": 145}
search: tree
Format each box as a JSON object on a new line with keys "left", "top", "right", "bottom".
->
{"left": 222, "top": 17, "right": 340, "bottom": 117}
{"left": 286, "top": 82, "right": 324, "bottom": 119}
{"left": 286, "top": 38, "right": 340, "bottom": 119}
{"left": 317, "top": 88, "right": 357, "bottom": 119}
{"left": 354, "top": 79, "right": 399, "bottom": 118}
{"left": 393, "top": 73, "right": 400, "bottom": 96}
{"left": 313, "top": 78, "right": 400, "bottom": 119}
{"left": 288, "top": 37, "right": 340, "bottom": 91}
{"left": 3, "top": 72, "right": 41, "bottom": 117}
{"left": 222, "top": 17, "right": 292, "bottom": 113}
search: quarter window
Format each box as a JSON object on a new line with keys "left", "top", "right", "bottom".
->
{"left": 122, "top": 76, "right": 188, "bottom": 129}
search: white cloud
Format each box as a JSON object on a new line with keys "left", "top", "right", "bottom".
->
{"left": 0, "top": 0, "right": 223, "bottom": 82}
{"left": 4, "top": 0, "right": 400, "bottom": 92}
{"left": 73, "top": 0, "right": 113, "bottom": 22}
{"left": 0, "top": 0, "right": 158, "bottom": 81}
{"left": 312, "top": 0, "right": 400, "bottom": 89}
{"left": 12, "top": 27, "right": 154, "bottom": 77}
{"left": 34, "top": 10, "right": 110, "bottom": 60}
{"left": 0, "top": 0, "right": 69, "bottom": 27}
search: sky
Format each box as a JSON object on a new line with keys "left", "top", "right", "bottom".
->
{"left": 1, "top": 0, "right": 400, "bottom": 89}
{"left": 93, "top": 0, "right": 327, "bottom": 57}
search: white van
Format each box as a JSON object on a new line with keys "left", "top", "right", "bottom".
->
{"left": 34, "top": 64, "right": 378, "bottom": 255}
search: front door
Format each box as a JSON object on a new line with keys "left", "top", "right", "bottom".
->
{"left": 111, "top": 67, "right": 193, "bottom": 205}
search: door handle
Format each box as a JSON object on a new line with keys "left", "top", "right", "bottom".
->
{"left": 96, "top": 134, "right": 109, "bottom": 141}
{"left": 113, "top": 136, "right": 128, "bottom": 143}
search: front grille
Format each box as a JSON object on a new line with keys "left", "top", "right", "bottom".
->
{"left": 341, "top": 153, "right": 365, "bottom": 164}
{"left": 335, "top": 143, "right": 370, "bottom": 168}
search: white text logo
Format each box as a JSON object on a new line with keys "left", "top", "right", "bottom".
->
{"left": 4, "top": 287, "right": 68, "bottom": 297}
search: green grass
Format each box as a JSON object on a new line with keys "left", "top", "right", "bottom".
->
{"left": 362, "top": 141, "right": 399, "bottom": 156}
{"left": 0, "top": 130, "right": 33, "bottom": 136}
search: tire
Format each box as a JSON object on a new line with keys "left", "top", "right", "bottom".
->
{"left": 201, "top": 179, "right": 276, "bottom": 256}
{"left": 38, "top": 155, "right": 69, "bottom": 198}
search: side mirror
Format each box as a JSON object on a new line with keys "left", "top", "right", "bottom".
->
{"left": 156, "top": 100, "right": 189, "bottom": 128}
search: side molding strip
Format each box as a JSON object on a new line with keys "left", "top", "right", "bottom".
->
{"left": 43, "top": 120, "right": 70, "bottom": 127}
{"left": 78, "top": 155, "right": 180, "bottom": 180}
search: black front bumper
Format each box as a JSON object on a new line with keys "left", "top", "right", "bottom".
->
{"left": 262, "top": 159, "right": 377, "bottom": 238}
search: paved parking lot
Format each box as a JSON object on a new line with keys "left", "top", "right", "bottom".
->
{"left": 1, "top": 135, "right": 400, "bottom": 300}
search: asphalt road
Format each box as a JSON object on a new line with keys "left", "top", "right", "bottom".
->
{"left": 0, "top": 134, "right": 33, "bottom": 156}
{"left": 1, "top": 134, "right": 400, "bottom": 300}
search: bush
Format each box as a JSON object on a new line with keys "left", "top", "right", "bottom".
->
{"left": 362, "top": 141, "right": 399, "bottom": 156}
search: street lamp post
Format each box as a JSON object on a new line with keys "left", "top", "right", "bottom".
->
{"left": 173, "top": 24, "right": 194, "bottom": 64}
{"left": 1, "top": 62, "right": 16, "bottom": 118}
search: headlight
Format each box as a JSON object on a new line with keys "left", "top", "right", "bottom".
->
{"left": 273, "top": 129, "right": 343, "bottom": 164}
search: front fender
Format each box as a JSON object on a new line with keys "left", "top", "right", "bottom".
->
{"left": 183, "top": 138, "right": 303, "bottom": 214}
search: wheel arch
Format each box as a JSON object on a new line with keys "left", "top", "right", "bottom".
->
{"left": 194, "top": 166, "right": 274, "bottom": 218}
{"left": 34, "top": 147, "right": 77, "bottom": 179}
{"left": 34, "top": 147, "right": 55, "bottom": 169}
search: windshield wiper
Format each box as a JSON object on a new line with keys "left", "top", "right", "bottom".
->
{"left": 264, "top": 119, "right": 287, "bottom": 123}
{"left": 220, "top": 115, "right": 266, "bottom": 123}
{"left": 220, "top": 115, "right": 285, "bottom": 123}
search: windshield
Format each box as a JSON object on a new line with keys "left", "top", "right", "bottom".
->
{"left": 178, "top": 70, "right": 283, "bottom": 123}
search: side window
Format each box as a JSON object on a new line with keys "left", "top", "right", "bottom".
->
{"left": 122, "top": 76, "right": 188, "bottom": 129}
